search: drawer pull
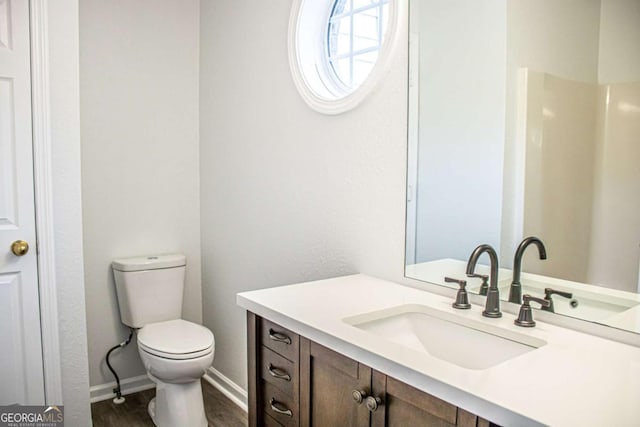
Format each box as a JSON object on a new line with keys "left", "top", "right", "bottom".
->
{"left": 268, "top": 364, "right": 291, "bottom": 381}
{"left": 268, "top": 329, "right": 292, "bottom": 345}
{"left": 269, "top": 398, "right": 293, "bottom": 417}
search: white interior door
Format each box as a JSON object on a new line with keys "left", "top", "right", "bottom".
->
{"left": 0, "top": 0, "right": 45, "bottom": 405}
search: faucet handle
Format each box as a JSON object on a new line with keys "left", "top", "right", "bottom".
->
{"left": 514, "top": 294, "right": 551, "bottom": 327}
{"left": 445, "top": 277, "right": 471, "bottom": 310}
{"left": 544, "top": 288, "right": 573, "bottom": 299}
{"left": 466, "top": 273, "right": 489, "bottom": 296}
{"left": 444, "top": 276, "right": 466, "bottom": 286}
{"left": 542, "top": 288, "right": 574, "bottom": 313}
{"left": 525, "top": 294, "right": 550, "bottom": 307}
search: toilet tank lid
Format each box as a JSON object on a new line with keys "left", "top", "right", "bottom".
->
{"left": 112, "top": 254, "right": 186, "bottom": 272}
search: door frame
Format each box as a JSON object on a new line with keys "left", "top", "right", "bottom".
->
{"left": 30, "top": 0, "right": 63, "bottom": 404}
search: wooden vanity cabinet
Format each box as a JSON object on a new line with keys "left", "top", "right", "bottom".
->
{"left": 369, "top": 371, "right": 494, "bottom": 427}
{"left": 248, "top": 313, "right": 301, "bottom": 427}
{"left": 299, "top": 337, "right": 372, "bottom": 426}
{"left": 248, "top": 313, "right": 498, "bottom": 427}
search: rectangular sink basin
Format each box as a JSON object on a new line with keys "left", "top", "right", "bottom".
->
{"left": 344, "top": 304, "right": 546, "bottom": 370}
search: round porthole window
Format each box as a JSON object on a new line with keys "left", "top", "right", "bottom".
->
{"left": 288, "top": 0, "right": 404, "bottom": 114}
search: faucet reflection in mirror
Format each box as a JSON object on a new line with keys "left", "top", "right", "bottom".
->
{"left": 404, "top": 0, "right": 640, "bottom": 334}
{"left": 542, "top": 288, "right": 574, "bottom": 314}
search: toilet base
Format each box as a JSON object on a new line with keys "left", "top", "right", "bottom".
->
{"left": 148, "top": 397, "right": 156, "bottom": 420}
{"left": 148, "top": 379, "right": 207, "bottom": 427}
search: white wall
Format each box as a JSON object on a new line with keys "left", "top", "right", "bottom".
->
{"left": 79, "top": 0, "right": 201, "bottom": 387}
{"left": 48, "top": 0, "right": 91, "bottom": 424}
{"left": 598, "top": 0, "right": 640, "bottom": 83}
{"left": 199, "top": 0, "right": 409, "bottom": 389}
{"left": 414, "top": 0, "right": 506, "bottom": 263}
{"left": 507, "top": 0, "right": 601, "bottom": 84}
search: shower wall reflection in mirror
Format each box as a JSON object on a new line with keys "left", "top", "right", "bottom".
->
{"left": 404, "top": 0, "right": 640, "bottom": 333}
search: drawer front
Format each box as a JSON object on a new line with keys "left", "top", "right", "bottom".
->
{"left": 263, "top": 412, "right": 284, "bottom": 427}
{"left": 261, "top": 318, "right": 299, "bottom": 361}
{"left": 261, "top": 346, "right": 296, "bottom": 397}
{"left": 262, "top": 380, "right": 298, "bottom": 427}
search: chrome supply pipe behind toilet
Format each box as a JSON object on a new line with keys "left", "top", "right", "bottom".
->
{"left": 105, "top": 328, "right": 134, "bottom": 404}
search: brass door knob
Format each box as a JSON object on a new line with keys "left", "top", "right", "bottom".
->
{"left": 11, "top": 240, "right": 29, "bottom": 256}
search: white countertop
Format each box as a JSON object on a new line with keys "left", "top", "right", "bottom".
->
{"left": 237, "top": 274, "right": 640, "bottom": 427}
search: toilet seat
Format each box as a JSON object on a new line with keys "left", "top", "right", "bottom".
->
{"left": 138, "top": 319, "right": 214, "bottom": 360}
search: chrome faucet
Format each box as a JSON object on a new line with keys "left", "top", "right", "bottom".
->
{"left": 466, "top": 244, "right": 501, "bottom": 318}
{"left": 509, "top": 237, "right": 547, "bottom": 304}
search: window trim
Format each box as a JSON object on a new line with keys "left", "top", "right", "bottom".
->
{"left": 288, "top": 0, "right": 405, "bottom": 115}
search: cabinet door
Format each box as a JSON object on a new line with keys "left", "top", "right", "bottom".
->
{"left": 300, "top": 338, "right": 371, "bottom": 427}
{"left": 371, "top": 371, "right": 459, "bottom": 427}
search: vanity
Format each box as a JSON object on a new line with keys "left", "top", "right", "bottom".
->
{"left": 237, "top": 275, "right": 640, "bottom": 427}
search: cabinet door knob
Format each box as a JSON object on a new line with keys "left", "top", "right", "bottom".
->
{"left": 351, "top": 389, "right": 368, "bottom": 404}
{"left": 366, "top": 396, "right": 383, "bottom": 412}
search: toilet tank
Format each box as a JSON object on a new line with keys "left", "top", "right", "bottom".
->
{"left": 112, "top": 254, "right": 186, "bottom": 328}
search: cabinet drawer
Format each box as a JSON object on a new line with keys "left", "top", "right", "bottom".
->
{"left": 261, "top": 318, "right": 299, "bottom": 361}
{"left": 261, "top": 346, "right": 296, "bottom": 397}
{"left": 263, "top": 412, "right": 284, "bottom": 427}
{"left": 262, "top": 380, "right": 298, "bottom": 427}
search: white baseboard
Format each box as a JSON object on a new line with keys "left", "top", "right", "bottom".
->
{"left": 90, "top": 374, "right": 155, "bottom": 403}
{"left": 203, "top": 367, "right": 248, "bottom": 412}
{"left": 90, "top": 368, "right": 249, "bottom": 413}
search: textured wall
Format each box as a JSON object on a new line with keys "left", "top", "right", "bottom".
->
{"left": 199, "top": 0, "right": 410, "bottom": 389}
{"left": 79, "top": 0, "right": 202, "bottom": 387}
{"left": 48, "top": 0, "right": 91, "bottom": 424}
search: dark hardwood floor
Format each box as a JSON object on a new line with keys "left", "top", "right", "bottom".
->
{"left": 91, "top": 379, "right": 248, "bottom": 427}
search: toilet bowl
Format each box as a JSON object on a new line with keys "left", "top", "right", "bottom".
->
{"left": 111, "top": 254, "right": 215, "bottom": 427}
{"left": 138, "top": 319, "right": 214, "bottom": 427}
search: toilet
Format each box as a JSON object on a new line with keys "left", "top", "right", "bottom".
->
{"left": 112, "top": 254, "right": 214, "bottom": 427}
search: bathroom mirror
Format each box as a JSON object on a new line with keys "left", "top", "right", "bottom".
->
{"left": 404, "top": 0, "right": 640, "bottom": 333}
